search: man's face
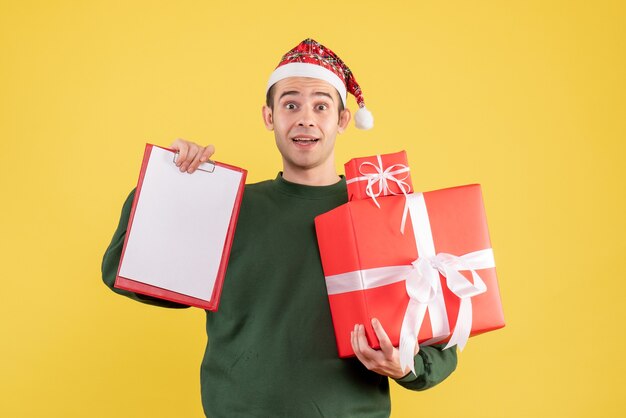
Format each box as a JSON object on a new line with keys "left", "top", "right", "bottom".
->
{"left": 262, "top": 77, "right": 351, "bottom": 176}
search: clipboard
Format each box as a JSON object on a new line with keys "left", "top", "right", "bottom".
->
{"left": 114, "top": 143, "right": 247, "bottom": 310}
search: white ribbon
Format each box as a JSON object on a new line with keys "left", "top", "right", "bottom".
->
{"left": 402, "top": 193, "right": 495, "bottom": 373}
{"left": 428, "top": 251, "right": 494, "bottom": 350}
{"left": 324, "top": 259, "right": 449, "bottom": 374}
{"left": 324, "top": 192, "right": 496, "bottom": 376}
{"left": 346, "top": 155, "right": 412, "bottom": 232}
{"left": 398, "top": 249, "right": 495, "bottom": 371}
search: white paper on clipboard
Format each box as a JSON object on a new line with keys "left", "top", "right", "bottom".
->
{"left": 118, "top": 145, "right": 244, "bottom": 302}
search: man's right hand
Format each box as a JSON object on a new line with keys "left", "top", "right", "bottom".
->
{"left": 170, "top": 139, "right": 216, "bottom": 174}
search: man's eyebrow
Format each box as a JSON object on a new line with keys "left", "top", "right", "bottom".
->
{"left": 313, "top": 92, "right": 335, "bottom": 102}
{"left": 278, "top": 91, "right": 335, "bottom": 101}
{"left": 278, "top": 91, "right": 300, "bottom": 100}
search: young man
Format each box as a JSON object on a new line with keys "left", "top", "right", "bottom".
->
{"left": 102, "top": 38, "right": 457, "bottom": 418}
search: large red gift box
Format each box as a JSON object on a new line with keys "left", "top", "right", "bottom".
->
{"left": 315, "top": 180, "right": 505, "bottom": 359}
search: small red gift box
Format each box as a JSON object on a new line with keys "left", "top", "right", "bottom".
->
{"left": 314, "top": 183, "right": 505, "bottom": 363}
{"left": 344, "top": 151, "right": 413, "bottom": 202}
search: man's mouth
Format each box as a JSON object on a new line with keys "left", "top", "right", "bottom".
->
{"left": 292, "top": 137, "right": 319, "bottom": 144}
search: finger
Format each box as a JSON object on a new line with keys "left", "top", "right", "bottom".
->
{"left": 352, "top": 324, "right": 368, "bottom": 356}
{"left": 356, "top": 324, "right": 377, "bottom": 361}
{"left": 371, "top": 318, "right": 395, "bottom": 360}
{"left": 172, "top": 139, "right": 188, "bottom": 167}
{"left": 180, "top": 146, "right": 199, "bottom": 173}
{"left": 170, "top": 138, "right": 183, "bottom": 151}
{"left": 187, "top": 147, "right": 204, "bottom": 173}
{"left": 351, "top": 329, "right": 358, "bottom": 355}
{"left": 351, "top": 324, "right": 361, "bottom": 352}
{"left": 199, "top": 144, "right": 215, "bottom": 163}
{"left": 351, "top": 327, "right": 371, "bottom": 369}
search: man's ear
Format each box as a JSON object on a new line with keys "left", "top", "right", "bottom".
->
{"left": 337, "top": 108, "right": 352, "bottom": 134}
{"left": 262, "top": 105, "right": 274, "bottom": 131}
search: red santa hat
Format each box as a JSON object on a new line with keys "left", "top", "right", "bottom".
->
{"left": 266, "top": 38, "right": 374, "bottom": 130}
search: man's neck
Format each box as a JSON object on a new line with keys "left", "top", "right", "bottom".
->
{"left": 281, "top": 164, "right": 341, "bottom": 187}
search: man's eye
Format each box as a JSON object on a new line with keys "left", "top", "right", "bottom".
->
{"left": 317, "top": 104, "right": 328, "bottom": 110}
{"left": 285, "top": 103, "right": 297, "bottom": 110}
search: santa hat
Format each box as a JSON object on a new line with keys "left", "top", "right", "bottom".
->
{"left": 266, "top": 38, "right": 374, "bottom": 130}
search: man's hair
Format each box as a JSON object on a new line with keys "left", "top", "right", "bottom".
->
{"left": 265, "top": 84, "right": 345, "bottom": 117}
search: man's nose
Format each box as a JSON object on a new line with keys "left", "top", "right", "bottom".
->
{"left": 298, "top": 107, "right": 315, "bottom": 126}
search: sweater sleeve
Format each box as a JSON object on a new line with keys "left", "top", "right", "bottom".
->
{"left": 101, "top": 188, "right": 189, "bottom": 309}
{"left": 393, "top": 344, "right": 458, "bottom": 391}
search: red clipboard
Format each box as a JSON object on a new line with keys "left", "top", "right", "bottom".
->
{"left": 114, "top": 143, "right": 247, "bottom": 310}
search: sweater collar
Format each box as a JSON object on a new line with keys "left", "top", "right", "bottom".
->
{"left": 272, "top": 172, "right": 346, "bottom": 198}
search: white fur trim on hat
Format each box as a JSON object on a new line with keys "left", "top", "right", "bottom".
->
{"left": 266, "top": 62, "right": 348, "bottom": 107}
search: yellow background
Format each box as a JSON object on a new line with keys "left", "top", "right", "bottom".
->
{"left": 1, "top": 0, "right": 624, "bottom": 417}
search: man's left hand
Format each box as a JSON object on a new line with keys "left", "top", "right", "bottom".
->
{"left": 350, "top": 318, "right": 419, "bottom": 380}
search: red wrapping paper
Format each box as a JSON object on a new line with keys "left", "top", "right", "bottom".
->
{"left": 314, "top": 184, "right": 505, "bottom": 358}
{"left": 344, "top": 151, "right": 413, "bottom": 201}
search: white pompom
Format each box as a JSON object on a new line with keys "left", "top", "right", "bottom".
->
{"left": 354, "top": 106, "right": 374, "bottom": 130}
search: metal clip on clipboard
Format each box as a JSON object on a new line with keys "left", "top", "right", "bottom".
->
{"left": 173, "top": 152, "right": 216, "bottom": 173}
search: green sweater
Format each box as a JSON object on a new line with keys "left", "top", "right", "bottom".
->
{"left": 102, "top": 173, "right": 457, "bottom": 418}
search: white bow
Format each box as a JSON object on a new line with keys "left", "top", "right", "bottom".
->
{"left": 346, "top": 155, "right": 412, "bottom": 232}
